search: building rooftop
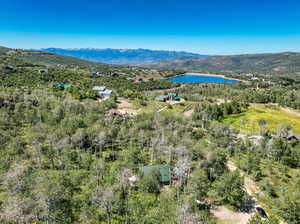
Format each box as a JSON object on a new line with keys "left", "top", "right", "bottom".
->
{"left": 167, "top": 93, "right": 177, "bottom": 97}
{"left": 102, "top": 89, "right": 112, "bottom": 95}
{"left": 155, "top": 95, "right": 168, "bottom": 101}
{"left": 92, "top": 86, "right": 106, "bottom": 91}
{"left": 54, "top": 83, "right": 71, "bottom": 89}
{"left": 139, "top": 164, "right": 171, "bottom": 183}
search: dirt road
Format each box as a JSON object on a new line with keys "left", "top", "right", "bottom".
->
{"left": 211, "top": 161, "right": 260, "bottom": 224}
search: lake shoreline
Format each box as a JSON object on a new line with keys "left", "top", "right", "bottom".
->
{"left": 168, "top": 73, "right": 243, "bottom": 84}
{"left": 190, "top": 72, "right": 248, "bottom": 83}
{"left": 171, "top": 72, "right": 245, "bottom": 83}
{"left": 179, "top": 72, "right": 246, "bottom": 82}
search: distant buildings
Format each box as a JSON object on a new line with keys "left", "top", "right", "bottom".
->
{"left": 92, "top": 86, "right": 112, "bottom": 99}
{"left": 90, "top": 72, "right": 105, "bottom": 77}
{"left": 287, "top": 132, "right": 300, "bottom": 141}
{"left": 38, "top": 69, "right": 48, "bottom": 73}
{"left": 274, "top": 131, "right": 300, "bottom": 141}
{"left": 132, "top": 76, "right": 154, "bottom": 83}
{"left": 3, "top": 65, "right": 15, "bottom": 71}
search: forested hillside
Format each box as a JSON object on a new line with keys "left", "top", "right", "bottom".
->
{"left": 0, "top": 46, "right": 300, "bottom": 224}
{"left": 147, "top": 52, "right": 300, "bottom": 77}
{"left": 0, "top": 46, "right": 182, "bottom": 91}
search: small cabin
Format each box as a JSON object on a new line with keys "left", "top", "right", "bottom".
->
{"left": 92, "top": 86, "right": 112, "bottom": 99}
{"left": 53, "top": 83, "right": 71, "bottom": 89}
{"left": 100, "top": 89, "right": 112, "bottom": 98}
{"left": 139, "top": 165, "right": 172, "bottom": 184}
{"left": 167, "top": 93, "right": 180, "bottom": 101}
{"left": 155, "top": 93, "right": 181, "bottom": 102}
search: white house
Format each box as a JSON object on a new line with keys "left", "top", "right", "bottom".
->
{"left": 92, "top": 86, "right": 112, "bottom": 99}
{"left": 100, "top": 89, "right": 112, "bottom": 99}
{"left": 92, "top": 86, "right": 106, "bottom": 91}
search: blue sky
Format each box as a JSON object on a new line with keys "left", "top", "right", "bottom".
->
{"left": 1, "top": 0, "right": 300, "bottom": 55}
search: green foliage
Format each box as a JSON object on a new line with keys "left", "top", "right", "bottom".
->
{"left": 187, "top": 169, "right": 211, "bottom": 201}
{"left": 278, "top": 188, "right": 300, "bottom": 224}
{"left": 212, "top": 171, "right": 247, "bottom": 208}
{"left": 139, "top": 167, "right": 161, "bottom": 194}
{"left": 247, "top": 215, "right": 279, "bottom": 224}
{"left": 1, "top": 46, "right": 300, "bottom": 223}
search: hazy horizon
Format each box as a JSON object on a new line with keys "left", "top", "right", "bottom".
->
{"left": 1, "top": 0, "right": 300, "bottom": 55}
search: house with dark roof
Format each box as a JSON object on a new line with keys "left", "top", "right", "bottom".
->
{"left": 38, "top": 69, "right": 48, "bottom": 73}
{"left": 4, "top": 65, "right": 15, "bottom": 71}
{"left": 286, "top": 132, "right": 300, "bottom": 141}
{"left": 273, "top": 131, "right": 300, "bottom": 141}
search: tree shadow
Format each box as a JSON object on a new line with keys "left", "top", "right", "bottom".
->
{"left": 239, "top": 196, "right": 256, "bottom": 213}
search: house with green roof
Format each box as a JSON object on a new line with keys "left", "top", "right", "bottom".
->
{"left": 53, "top": 83, "right": 71, "bottom": 89}
{"left": 168, "top": 93, "right": 181, "bottom": 101}
{"left": 139, "top": 165, "right": 172, "bottom": 184}
{"left": 156, "top": 93, "right": 181, "bottom": 102}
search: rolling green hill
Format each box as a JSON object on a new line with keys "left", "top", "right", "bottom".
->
{"left": 0, "top": 46, "right": 180, "bottom": 90}
{"left": 147, "top": 52, "right": 300, "bottom": 76}
{"left": 1, "top": 47, "right": 101, "bottom": 68}
{"left": 0, "top": 46, "right": 11, "bottom": 55}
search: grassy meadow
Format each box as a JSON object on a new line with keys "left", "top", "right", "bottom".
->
{"left": 224, "top": 104, "right": 300, "bottom": 134}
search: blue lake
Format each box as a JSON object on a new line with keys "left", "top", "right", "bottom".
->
{"left": 168, "top": 74, "right": 239, "bottom": 84}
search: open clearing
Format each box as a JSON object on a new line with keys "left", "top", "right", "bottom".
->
{"left": 117, "top": 99, "right": 140, "bottom": 115}
{"left": 212, "top": 206, "right": 252, "bottom": 224}
{"left": 224, "top": 104, "right": 300, "bottom": 134}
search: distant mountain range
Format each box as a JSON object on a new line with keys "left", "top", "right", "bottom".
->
{"left": 147, "top": 52, "right": 300, "bottom": 76}
{"left": 41, "top": 48, "right": 208, "bottom": 65}
{"left": 9, "top": 46, "right": 300, "bottom": 77}
{"left": 0, "top": 46, "right": 179, "bottom": 80}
